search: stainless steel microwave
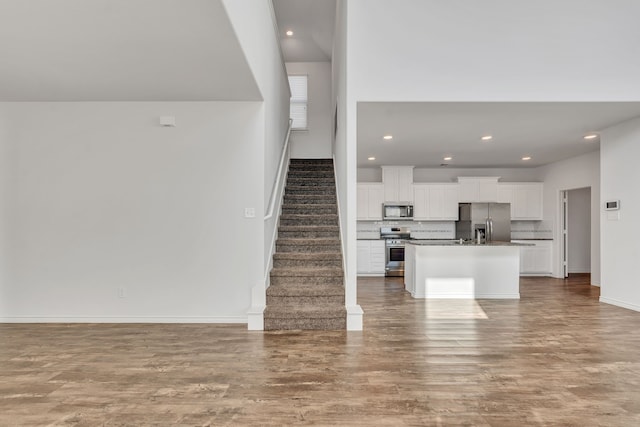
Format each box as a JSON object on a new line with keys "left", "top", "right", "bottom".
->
{"left": 383, "top": 204, "right": 414, "bottom": 220}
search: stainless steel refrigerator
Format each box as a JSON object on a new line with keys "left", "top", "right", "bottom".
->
{"left": 456, "top": 203, "right": 511, "bottom": 242}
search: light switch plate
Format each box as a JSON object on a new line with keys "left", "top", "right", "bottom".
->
{"left": 244, "top": 208, "right": 256, "bottom": 218}
{"left": 160, "top": 116, "right": 176, "bottom": 127}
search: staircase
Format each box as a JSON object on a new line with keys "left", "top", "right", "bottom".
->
{"left": 264, "top": 159, "right": 346, "bottom": 330}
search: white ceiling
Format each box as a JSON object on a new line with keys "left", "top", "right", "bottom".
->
{"left": 358, "top": 102, "right": 640, "bottom": 168}
{"left": 272, "top": 0, "right": 336, "bottom": 62}
{"left": 0, "top": 0, "right": 261, "bottom": 102}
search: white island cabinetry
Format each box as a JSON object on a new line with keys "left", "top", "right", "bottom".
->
{"left": 512, "top": 240, "right": 552, "bottom": 275}
{"left": 405, "top": 242, "right": 522, "bottom": 299}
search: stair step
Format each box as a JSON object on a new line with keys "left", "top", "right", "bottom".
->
{"left": 285, "top": 180, "right": 335, "bottom": 187}
{"left": 277, "top": 226, "right": 340, "bottom": 239}
{"left": 283, "top": 194, "right": 336, "bottom": 204}
{"left": 270, "top": 274, "right": 343, "bottom": 286}
{"left": 285, "top": 186, "right": 336, "bottom": 196}
{"left": 287, "top": 171, "right": 334, "bottom": 178}
{"left": 264, "top": 316, "right": 346, "bottom": 330}
{"left": 288, "top": 164, "right": 335, "bottom": 172}
{"left": 273, "top": 252, "right": 342, "bottom": 268}
{"left": 264, "top": 305, "right": 346, "bottom": 330}
{"left": 270, "top": 267, "right": 343, "bottom": 277}
{"left": 280, "top": 214, "right": 339, "bottom": 226}
{"left": 264, "top": 305, "right": 345, "bottom": 320}
{"left": 287, "top": 176, "right": 335, "bottom": 182}
{"left": 276, "top": 237, "right": 341, "bottom": 252}
{"left": 267, "top": 282, "right": 344, "bottom": 296}
{"left": 290, "top": 158, "right": 334, "bottom": 165}
{"left": 282, "top": 204, "right": 337, "bottom": 215}
{"left": 267, "top": 294, "right": 344, "bottom": 307}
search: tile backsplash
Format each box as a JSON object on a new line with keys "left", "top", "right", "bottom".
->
{"left": 357, "top": 219, "right": 554, "bottom": 240}
{"left": 510, "top": 220, "right": 554, "bottom": 240}
{"left": 357, "top": 221, "right": 456, "bottom": 240}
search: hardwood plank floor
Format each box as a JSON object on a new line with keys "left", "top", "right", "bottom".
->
{"left": 2, "top": 275, "right": 640, "bottom": 426}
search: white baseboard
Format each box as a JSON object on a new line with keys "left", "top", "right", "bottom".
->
{"left": 520, "top": 272, "right": 553, "bottom": 277}
{"left": 568, "top": 268, "right": 590, "bottom": 274}
{"left": 346, "top": 305, "right": 363, "bottom": 331}
{"left": 247, "top": 306, "right": 265, "bottom": 330}
{"left": 0, "top": 316, "right": 247, "bottom": 324}
{"left": 599, "top": 297, "right": 640, "bottom": 313}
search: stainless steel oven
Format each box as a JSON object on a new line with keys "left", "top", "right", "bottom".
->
{"left": 380, "top": 227, "right": 411, "bottom": 277}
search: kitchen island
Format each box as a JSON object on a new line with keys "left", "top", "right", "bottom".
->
{"left": 405, "top": 241, "right": 530, "bottom": 299}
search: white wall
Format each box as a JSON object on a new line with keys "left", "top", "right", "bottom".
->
{"left": 286, "top": 62, "right": 333, "bottom": 158}
{"left": 349, "top": 0, "right": 640, "bottom": 101}
{"left": 0, "top": 102, "right": 263, "bottom": 322}
{"left": 222, "top": 0, "right": 290, "bottom": 206}
{"left": 0, "top": 105, "right": 6, "bottom": 314}
{"left": 600, "top": 117, "right": 640, "bottom": 311}
{"left": 567, "top": 187, "right": 591, "bottom": 273}
{"left": 537, "top": 151, "right": 600, "bottom": 284}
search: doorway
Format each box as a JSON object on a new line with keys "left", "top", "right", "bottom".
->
{"left": 560, "top": 187, "right": 592, "bottom": 278}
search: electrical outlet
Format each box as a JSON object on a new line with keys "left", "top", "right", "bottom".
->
{"left": 244, "top": 208, "right": 256, "bottom": 218}
{"left": 118, "top": 287, "right": 126, "bottom": 298}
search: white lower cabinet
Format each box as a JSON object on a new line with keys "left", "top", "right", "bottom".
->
{"left": 357, "top": 240, "right": 386, "bottom": 275}
{"left": 512, "top": 240, "right": 553, "bottom": 275}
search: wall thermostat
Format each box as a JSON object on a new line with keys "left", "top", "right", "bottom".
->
{"left": 605, "top": 200, "right": 620, "bottom": 210}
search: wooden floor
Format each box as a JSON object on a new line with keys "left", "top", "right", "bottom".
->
{"left": 2, "top": 275, "right": 640, "bottom": 426}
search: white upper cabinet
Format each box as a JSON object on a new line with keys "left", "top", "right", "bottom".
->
{"left": 382, "top": 166, "right": 414, "bottom": 203}
{"left": 497, "top": 183, "right": 543, "bottom": 220}
{"left": 457, "top": 177, "right": 499, "bottom": 202}
{"left": 413, "top": 184, "right": 459, "bottom": 220}
{"left": 357, "top": 183, "right": 385, "bottom": 220}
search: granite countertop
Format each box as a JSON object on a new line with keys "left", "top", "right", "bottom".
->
{"left": 511, "top": 238, "right": 554, "bottom": 241}
{"left": 408, "top": 240, "right": 534, "bottom": 247}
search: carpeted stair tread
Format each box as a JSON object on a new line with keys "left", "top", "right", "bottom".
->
{"left": 278, "top": 225, "right": 339, "bottom": 232}
{"left": 283, "top": 197, "right": 337, "bottom": 205}
{"left": 264, "top": 305, "right": 346, "bottom": 319}
{"left": 267, "top": 283, "right": 344, "bottom": 296}
{"left": 282, "top": 203, "right": 336, "bottom": 209}
{"left": 276, "top": 237, "right": 340, "bottom": 245}
{"left": 273, "top": 252, "right": 342, "bottom": 260}
{"left": 280, "top": 214, "right": 338, "bottom": 220}
{"left": 290, "top": 158, "right": 333, "bottom": 163}
{"left": 270, "top": 267, "right": 343, "bottom": 277}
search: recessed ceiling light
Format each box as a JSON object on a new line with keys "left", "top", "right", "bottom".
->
{"left": 584, "top": 134, "right": 598, "bottom": 140}
{"left": 368, "top": 156, "right": 376, "bottom": 161}
{"left": 286, "top": 30, "right": 294, "bottom": 36}
{"left": 522, "top": 156, "right": 532, "bottom": 161}
{"left": 383, "top": 135, "right": 393, "bottom": 140}
{"left": 443, "top": 156, "right": 453, "bottom": 161}
{"left": 481, "top": 135, "right": 493, "bottom": 141}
